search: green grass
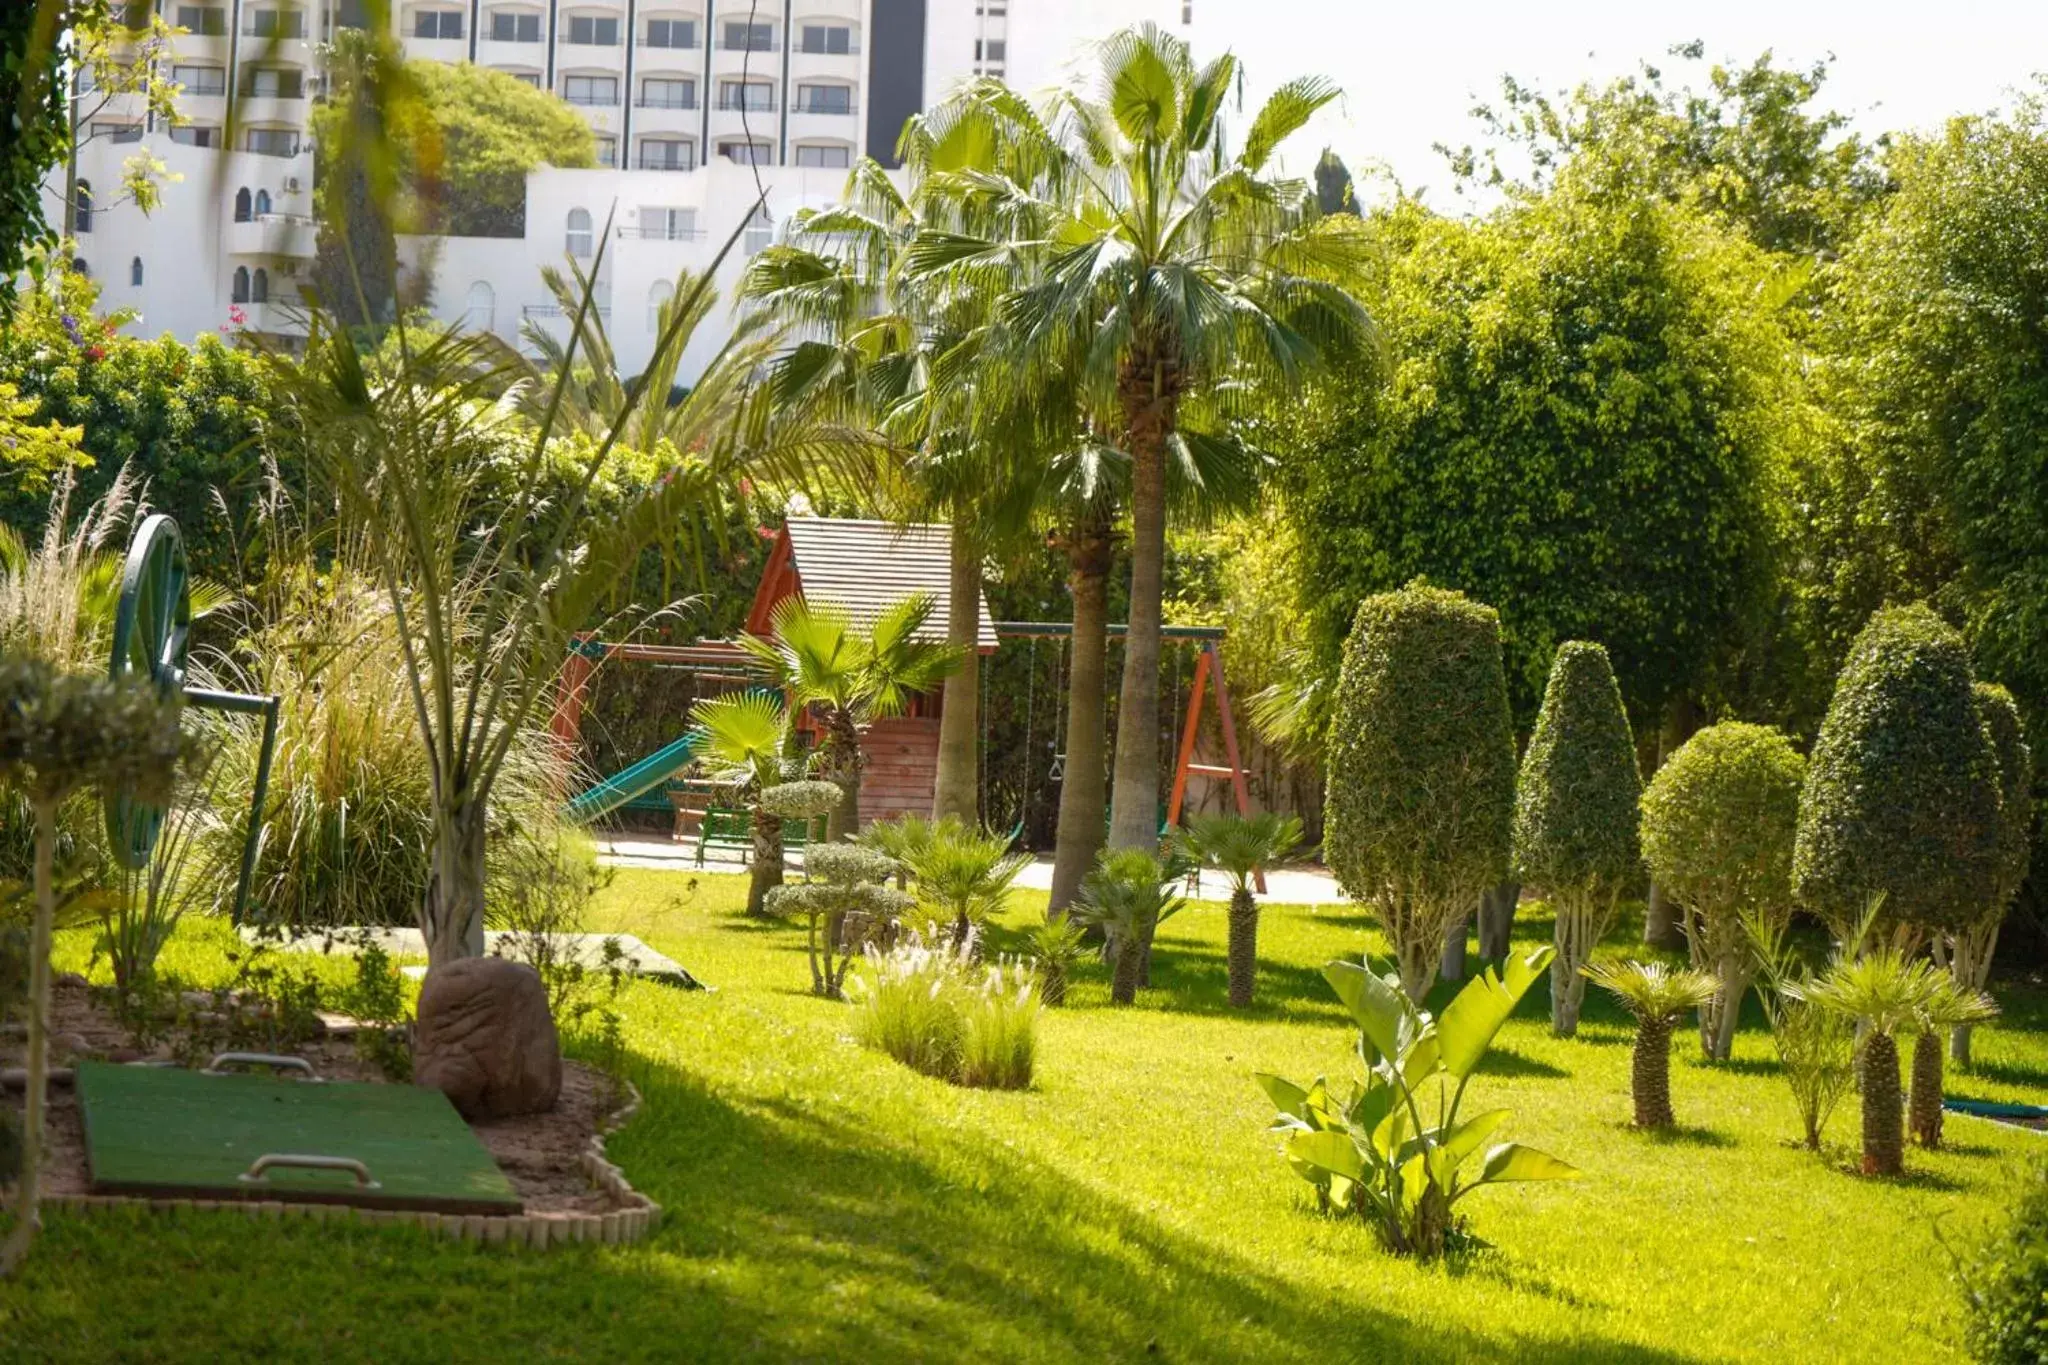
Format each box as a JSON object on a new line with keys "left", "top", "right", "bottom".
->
{"left": 4, "top": 870, "right": 2046, "bottom": 1362}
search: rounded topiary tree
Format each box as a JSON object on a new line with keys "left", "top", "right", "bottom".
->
{"left": 1640, "top": 722, "right": 1807, "bottom": 1060}
{"left": 764, "top": 840, "right": 911, "bottom": 999}
{"left": 1325, "top": 582, "right": 1517, "bottom": 1002}
{"left": 1948, "top": 683, "right": 2032, "bottom": 1064}
{"left": 1793, "top": 605, "right": 2003, "bottom": 946}
{"left": 1513, "top": 641, "right": 1641, "bottom": 1036}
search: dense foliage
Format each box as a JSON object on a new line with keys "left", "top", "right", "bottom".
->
{"left": 1963, "top": 1160, "right": 2048, "bottom": 1364}
{"left": 401, "top": 61, "right": 596, "bottom": 236}
{"left": 0, "top": 0, "right": 67, "bottom": 308}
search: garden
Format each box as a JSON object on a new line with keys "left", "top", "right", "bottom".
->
{"left": 3, "top": 13, "right": 2048, "bottom": 1365}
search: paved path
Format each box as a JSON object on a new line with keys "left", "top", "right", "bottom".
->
{"left": 594, "top": 835, "right": 1350, "bottom": 906}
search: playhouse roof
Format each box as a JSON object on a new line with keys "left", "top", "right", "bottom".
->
{"left": 746, "top": 517, "right": 999, "bottom": 651}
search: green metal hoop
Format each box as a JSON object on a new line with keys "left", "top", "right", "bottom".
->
{"left": 105, "top": 513, "right": 192, "bottom": 869}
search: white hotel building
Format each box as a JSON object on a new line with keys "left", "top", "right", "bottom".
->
{"left": 59, "top": 0, "right": 1195, "bottom": 376}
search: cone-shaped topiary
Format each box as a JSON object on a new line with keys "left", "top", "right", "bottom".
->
{"left": 1640, "top": 722, "right": 1806, "bottom": 1060}
{"left": 1793, "top": 605, "right": 2002, "bottom": 943}
{"left": 1585, "top": 960, "right": 1718, "bottom": 1129}
{"left": 1949, "top": 684, "right": 2032, "bottom": 1065}
{"left": 1325, "top": 582, "right": 1517, "bottom": 1002}
{"left": 1513, "top": 642, "right": 1641, "bottom": 1037}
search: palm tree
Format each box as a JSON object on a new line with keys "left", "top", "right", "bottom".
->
{"left": 1176, "top": 811, "right": 1304, "bottom": 1007}
{"left": 1070, "top": 847, "right": 1186, "bottom": 1004}
{"left": 738, "top": 594, "right": 963, "bottom": 841}
{"left": 1793, "top": 948, "right": 1941, "bottom": 1176}
{"left": 1585, "top": 960, "right": 1719, "bottom": 1130}
{"left": 688, "top": 690, "right": 800, "bottom": 917}
{"left": 900, "top": 818, "right": 1031, "bottom": 949}
{"left": 906, "top": 29, "right": 1375, "bottom": 851}
{"left": 1908, "top": 975, "right": 1997, "bottom": 1150}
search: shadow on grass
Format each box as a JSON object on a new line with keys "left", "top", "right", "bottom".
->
{"left": 1620, "top": 1123, "right": 1736, "bottom": 1149}
{"left": 1475, "top": 1046, "right": 1571, "bottom": 1080}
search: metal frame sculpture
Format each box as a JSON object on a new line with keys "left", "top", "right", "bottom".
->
{"left": 104, "top": 513, "right": 281, "bottom": 921}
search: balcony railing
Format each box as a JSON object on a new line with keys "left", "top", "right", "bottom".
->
{"left": 563, "top": 92, "right": 620, "bottom": 107}
{"left": 636, "top": 157, "right": 699, "bottom": 172}
{"left": 793, "top": 97, "right": 856, "bottom": 116}
{"left": 619, "top": 225, "right": 704, "bottom": 239}
{"left": 716, "top": 95, "right": 775, "bottom": 112}
{"left": 635, "top": 95, "right": 698, "bottom": 110}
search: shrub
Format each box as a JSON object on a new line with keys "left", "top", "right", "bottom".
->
{"left": 489, "top": 829, "right": 613, "bottom": 1021}
{"left": 766, "top": 843, "right": 911, "bottom": 999}
{"left": 895, "top": 818, "right": 1029, "bottom": 950}
{"left": 1949, "top": 684, "right": 2033, "bottom": 1065}
{"left": 1793, "top": 605, "right": 2002, "bottom": 941}
{"left": 1069, "top": 848, "right": 1186, "bottom": 1005}
{"left": 1513, "top": 641, "right": 1641, "bottom": 1036}
{"left": 1024, "top": 916, "right": 1089, "bottom": 1006}
{"left": 1584, "top": 960, "right": 1717, "bottom": 1130}
{"left": 1962, "top": 1160, "right": 2048, "bottom": 1365}
{"left": 1792, "top": 946, "right": 1940, "bottom": 1177}
{"left": 1640, "top": 722, "right": 1806, "bottom": 1060}
{"left": 1258, "top": 948, "right": 1577, "bottom": 1259}
{"left": 851, "top": 928, "right": 1039, "bottom": 1089}
{"left": 1324, "top": 581, "right": 1516, "bottom": 1001}
{"left": 1746, "top": 911, "right": 1857, "bottom": 1151}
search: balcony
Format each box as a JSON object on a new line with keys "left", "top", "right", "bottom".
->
{"left": 635, "top": 94, "right": 699, "bottom": 111}
{"left": 227, "top": 212, "right": 317, "bottom": 258}
{"left": 234, "top": 299, "right": 309, "bottom": 337}
{"left": 619, "top": 225, "right": 704, "bottom": 240}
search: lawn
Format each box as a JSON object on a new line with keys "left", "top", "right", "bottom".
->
{"left": 3, "top": 867, "right": 2044, "bottom": 1363}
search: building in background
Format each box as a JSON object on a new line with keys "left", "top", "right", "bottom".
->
{"left": 55, "top": 0, "right": 1194, "bottom": 374}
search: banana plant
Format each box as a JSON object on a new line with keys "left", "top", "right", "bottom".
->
{"left": 1256, "top": 946, "right": 1578, "bottom": 1259}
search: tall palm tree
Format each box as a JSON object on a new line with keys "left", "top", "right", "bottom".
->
{"left": 1794, "top": 948, "right": 1941, "bottom": 1176}
{"left": 1176, "top": 811, "right": 1304, "bottom": 1007}
{"left": 688, "top": 690, "right": 799, "bottom": 917}
{"left": 1584, "top": 960, "right": 1719, "bottom": 1130}
{"left": 737, "top": 594, "right": 963, "bottom": 840}
{"left": 906, "top": 28, "right": 1375, "bottom": 851}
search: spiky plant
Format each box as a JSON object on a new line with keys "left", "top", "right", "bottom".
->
{"left": 1909, "top": 976, "right": 1998, "bottom": 1149}
{"left": 899, "top": 819, "right": 1030, "bottom": 951}
{"left": 1070, "top": 848, "right": 1186, "bottom": 1005}
{"left": 1024, "top": 916, "right": 1089, "bottom": 1006}
{"left": 1745, "top": 908, "right": 1857, "bottom": 1151}
{"left": 1793, "top": 947, "right": 1942, "bottom": 1176}
{"left": 1584, "top": 960, "right": 1718, "bottom": 1129}
{"left": 688, "top": 691, "right": 802, "bottom": 917}
{"left": 1176, "top": 812, "right": 1304, "bottom": 1007}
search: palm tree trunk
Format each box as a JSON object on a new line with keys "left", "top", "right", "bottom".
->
{"left": 1632, "top": 1015, "right": 1675, "bottom": 1129}
{"left": 826, "top": 707, "right": 862, "bottom": 842}
{"left": 747, "top": 805, "right": 783, "bottom": 917}
{"left": 1108, "top": 363, "right": 1173, "bottom": 851}
{"left": 1048, "top": 518, "right": 1112, "bottom": 918}
{"left": 1859, "top": 1031, "right": 1904, "bottom": 1176}
{"left": 931, "top": 532, "right": 982, "bottom": 825}
{"left": 1110, "top": 933, "right": 1142, "bottom": 1005}
{"left": 422, "top": 800, "right": 488, "bottom": 967}
{"left": 0, "top": 808, "right": 58, "bottom": 1277}
{"left": 1226, "top": 888, "right": 1259, "bottom": 1008}
{"left": 1908, "top": 1029, "right": 1945, "bottom": 1149}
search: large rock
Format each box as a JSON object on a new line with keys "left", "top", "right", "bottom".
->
{"left": 413, "top": 957, "right": 561, "bottom": 1119}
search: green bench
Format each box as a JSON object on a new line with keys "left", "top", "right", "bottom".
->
{"left": 693, "top": 806, "right": 828, "bottom": 867}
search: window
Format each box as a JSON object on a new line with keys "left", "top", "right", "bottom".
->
{"left": 171, "top": 63, "right": 226, "bottom": 95}
{"left": 641, "top": 77, "right": 695, "bottom": 109}
{"left": 718, "top": 139, "right": 770, "bottom": 166}
{"left": 1182, "top": 1, "right": 1192, "bottom": 22}
{"left": 799, "top": 24, "right": 851, "bottom": 54}
{"left": 244, "top": 8, "right": 305, "bottom": 38}
{"left": 75, "top": 181, "right": 93, "bottom": 233}
{"left": 254, "top": 188, "right": 272, "bottom": 215}
{"left": 647, "top": 279, "right": 671, "bottom": 332}
{"left": 793, "top": 143, "right": 849, "bottom": 169}
{"left": 565, "top": 14, "right": 619, "bottom": 44}
{"left": 92, "top": 121, "right": 143, "bottom": 143}
{"left": 717, "top": 79, "right": 772, "bottom": 111}
{"left": 413, "top": 8, "right": 463, "bottom": 38}
{"left": 233, "top": 187, "right": 252, "bottom": 222}
{"left": 244, "top": 127, "right": 299, "bottom": 156}
{"left": 594, "top": 135, "right": 616, "bottom": 166}
{"left": 644, "top": 18, "right": 695, "bottom": 48}
{"left": 565, "top": 208, "right": 593, "bottom": 257}
{"left": 743, "top": 205, "right": 772, "bottom": 253}
{"left": 231, "top": 266, "right": 250, "bottom": 303}
{"left": 795, "top": 83, "right": 851, "bottom": 114}
{"left": 502, "top": 69, "right": 540, "bottom": 86}
{"left": 169, "top": 124, "right": 219, "bottom": 147}
{"left": 489, "top": 10, "right": 540, "bottom": 41}
{"left": 974, "top": 39, "right": 1005, "bottom": 62}
{"left": 561, "top": 75, "right": 617, "bottom": 106}
{"left": 464, "top": 281, "right": 495, "bottom": 333}
{"left": 246, "top": 67, "right": 305, "bottom": 99}
{"left": 130, "top": 257, "right": 143, "bottom": 286}
{"left": 638, "top": 205, "right": 697, "bottom": 239}
{"left": 637, "top": 137, "right": 694, "bottom": 170}
{"left": 251, "top": 268, "right": 270, "bottom": 303}
{"left": 175, "top": 5, "right": 227, "bottom": 34}
{"left": 721, "top": 20, "right": 772, "bottom": 51}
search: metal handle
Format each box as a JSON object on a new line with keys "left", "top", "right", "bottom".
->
{"left": 238, "top": 1153, "right": 379, "bottom": 1189}
{"left": 204, "top": 1052, "right": 319, "bottom": 1079}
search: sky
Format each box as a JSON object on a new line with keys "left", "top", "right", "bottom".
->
{"left": 1189, "top": 0, "right": 2048, "bottom": 206}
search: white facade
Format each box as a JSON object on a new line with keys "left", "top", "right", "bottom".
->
{"left": 60, "top": 0, "right": 1194, "bottom": 371}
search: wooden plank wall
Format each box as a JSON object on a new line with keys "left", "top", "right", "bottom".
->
{"left": 860, "top": 716, "right": 940, "bottom": 827}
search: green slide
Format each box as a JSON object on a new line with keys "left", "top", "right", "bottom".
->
{"left": 563, "top": 732, "right": 702, "bottom": 824}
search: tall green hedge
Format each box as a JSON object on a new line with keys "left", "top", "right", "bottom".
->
{"left": 1976, "top": 683, "right": 2035, "bottom": 914}
{"left": 1793, "top": 604, "right": 2002, "bottom": 936}
{"left": 1513, "top": 640, "right": 1641, "bottom": 896}
{"left": 1325, "top": 580, "right": 1516, "bottom": 999}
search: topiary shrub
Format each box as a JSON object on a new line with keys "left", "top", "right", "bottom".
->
{"left": 1325, "top": 581, "right": 1516, "bottom": 1001}
{"left": 1948, "top": 683, "right": 2033, "bottom": 1065}
{"left": 1512, "top": 641, "right": 1641, "bottom": 1036}
{"left": 1793, "top": 605, "right": 2002, "bottom": 944}
{"left": 1640, "top": 722, "right": 1807, "bottom": 1060}
{"left": 764, "top": 842, "right": 911, "bottom": 999}
{"left": 1962, "top": 1160, "right": 2048, "bottom": 1364}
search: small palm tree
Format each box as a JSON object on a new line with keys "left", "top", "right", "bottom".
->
{"left": 901, "top": 819, "right": 1030, "bottom": 950}
{"left": 1793, "top": 948, "right": 1942, "bottom": 1176}
{"left": 1025, "top": 916, "right": 1089, "bottom": 1006}
{"left": 689, "top": 691, "right": 800, "bottom": 917}
{"left": 1070, "top": 848, "right": 1186, "bottom": 1005}
{"left": 739, "top": 594, "right": 963, "bottom": 841}
{"left": 1584, "top": 960, "right": 1719, "bottom": 1130}
{"left": 1908, "top": 975, "right": 1998, "bottom": 1150}
{"left": 1175, "top": 812, "right": 1304, "bottom": 1007}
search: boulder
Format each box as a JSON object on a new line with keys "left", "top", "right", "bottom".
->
{"left": 413, "top": 957, "right": 561, "bottom": 1119}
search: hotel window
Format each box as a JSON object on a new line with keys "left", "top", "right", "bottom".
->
{"left": 743, "top": 205, "right": 772, "bottom": 252}
{"left": 638, "top": 206, "right": 698, "bottom": 240}
{"left": 561, "top": 74, "right": 618, "bottom": 106}
{"left": 500, "top": 69, "right": 541, "bottom": 86}
{"left": 566, "top": 208, "right": 593, "bottom": 257}
{"left": 246, "top": 67, "right": 305, "bottom": 98}
{"left": 717, "top": 79, "right": 772, "bottom": 111}
{"left": 647, "top": 279, "right": 672, "bottom": 332}
{"left": 565, "top": 14, "right": 619, "bottom": 44}
{"left": 721, "top": 20, "right": 772, "bottom": 51}
{"left": 795, "top": 83, "right": 850, "bottom": 114}
{"left": 638, "top": 137, "right": 695, "bottom": 170}
{"left": 794, "top": 144, "right": 849, "bottom": 169}
{"left": 169, "top": 124, "right": 219, "bottom": 147}
{"left": 974, "top": 39, "right": 1005, "bottom": 62}
{"left": 465, "top": 281, "right": 496, "bottom": 332}
{"left": 594, "top": 134, "right": 617, "bottom": 166}
{"left": 92, "top": 121, "right": 143, "bottom": 143}
{"left": 490, "top": 10, "right": 541, "bottom": 40}
{"left": 171, "top": 63, "right": 226, "bottom": 95}
{"left": 798, "top": 24, "right": 851, "bottom": 54}
{"left": 717, "top": 139, "right": 770, "bottom": 166}
{"left": 644, "top": 17, "right": 695, "bottom": 48}
{"left": 244, "top": 127, "right": 299, "bottom": 155}
{"left": 243, "top": 7, "right": 305, "bottom": 38}
{"left": 176, "top": 4, "right": 227, "bottom": 33}
{"left": 131, "top": 257, "right": 144, "bottom": 286}
{"left": 413, "top": 8, "right": 463, "bottom": 38}
{"left": 640, "top": 78, "right": 695, "bottom": 109}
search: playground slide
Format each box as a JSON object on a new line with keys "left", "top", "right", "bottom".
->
{"left": 563, "top": 732, "right": 703, "bottom": 824}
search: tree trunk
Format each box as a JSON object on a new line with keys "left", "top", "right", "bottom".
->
{"left": 1700, "top": 960, "right": 1751, "bottom": 1062}
{"left": 1048, "top": 518, "right": 1113, "bottom": 918}
{"left": 1550, "top": 891, "right": 1601, "bottom": 1038}
{"left": 1476, "top": 882, "right": 1519, "bottom": 961}
{"left": 825, "top": 707, "right": 863, "bottom": 843}
{"left": 1632, "top": 1016, "right": 1675, "bottom": 1129}
{"left": 1227, "top": 889, "right": 1259, "bottom": 1008}
{"left": 0, "top": 809, "right": 57, "bottom": 1277}
{"left": 1908, "top": 1029, "right": 1945, "bottom": 1149}
{"left": 1441, "top": 909, "right": 1470, "bottom": 982}
{"left": 1041, "top": 960, "right": 1067, "bottom": 1007}
{"left": 1108, "top": 361, "right": 1174, "bottom": 851}
{"left": 1110, "top": 935, "right": 1141, "bottom": 1005}
{"left": 931, "top": 533, "right": 982, "bottom": 825}
{"left": 422, "top": 800, "right": 488, "bottom": 967}
{"left": 1137, "top": 913, "right": 1157, "bottom": 988}
{"left": 1643, "top": 696, "right": 1696, "bottom": 949}
{"left": 747, "top": 805, "right": 784, "bottom": 917}
{"left": 1393, "top": 912, "right": 1438, "bottom": 1004}
{"left": 1859, "top": 1031, "right": 1904, "bottom": 1176}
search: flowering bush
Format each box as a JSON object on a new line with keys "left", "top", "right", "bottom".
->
{"left": 850, "top": 926, "right": 1039, "bottom": 1089}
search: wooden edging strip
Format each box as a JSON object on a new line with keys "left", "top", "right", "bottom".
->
{"left": 45, "top": 1079, "right": 661, "bottom": 1250}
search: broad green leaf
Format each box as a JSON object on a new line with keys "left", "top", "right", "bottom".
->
{"left": 1346, "top": 1077, "right": 1397, "bottom": 1136}
{"left": 1255, "top": 1072, "right": 1310, "bottom": 1118}
{"left": 1400, "top": 1031, "right": 1442, "bottom": 1091}
{"left": 1436, "top": 946, "right": 1555, "bottom": 1080}
{"left": 1398, "top": 1151, "right": 1432, "bottom": 1212}
{"left": 1440, "top": 1108, "right": 1511, "bottom": 1169}
{"left": 1324, "top": 958, "right": 1407, "bottom": 1062}
{"left": 1476, "top": 1142, "right": 1580, "bottom": 1186}
{"left": 1288, "top": 1129, "right": 1366, "bottom": 1183}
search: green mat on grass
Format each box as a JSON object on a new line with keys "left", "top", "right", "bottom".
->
{"left": 77, "top": 1061, "right": 522, "bottom": 1214}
